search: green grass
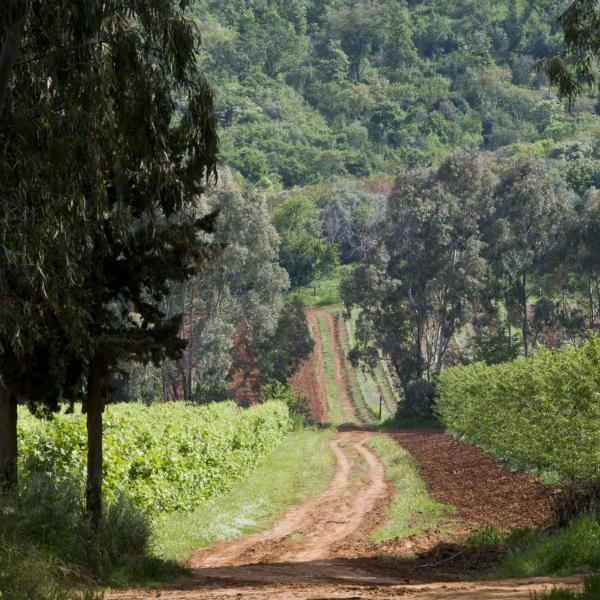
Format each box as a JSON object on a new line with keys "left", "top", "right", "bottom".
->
{"left": 285, "top": 272, "right": 342, "bottom": 307}
{"left": 493, "top": 515, "right": 600, "bottom": 578}
{"left": 367, "top": 434, "right": 453, "bottom": 542}
{"left": 153, "top": 429, "right": 336, "bottom": 561}
{"left": 316, "top": 313, "right": 357, "bottom": 426}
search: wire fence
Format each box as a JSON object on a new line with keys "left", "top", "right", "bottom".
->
{"left": 345, "top": 319, "right": 385, "bottom": 419}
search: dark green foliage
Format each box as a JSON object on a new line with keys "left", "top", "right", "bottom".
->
{"left": 0, "top": 474, "right": 178, "bottom": 597}
{"left": 273, "top": 194, "right": 339, "bottom": 286}
{"left": 260, "top": 298, "right": 314, "bottom": 384}
{"left": 541, "top": 1, "right": 600, "bottom": 103}
{"left": 343, "top": 150, "right": 496, "bottom": 406}
{"left": 471, "top": 330, "right": 521, "bottom": 365}
{"left": 191, "top": 0, "right": 593, "bottom": 188}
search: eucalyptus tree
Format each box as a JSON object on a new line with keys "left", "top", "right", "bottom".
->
{"left": 487, "top": 157, "right": 575, "bottom": 356}
{"left": 343, "top": 151, "right": 496, "bottom": 413}
{"left": 542, "top": 1, "right": 600, "bottom": 102}
{"left": 0, "top": 0, "right": 218, "bottom": 527}
{"left": 160, "top": 173, "right": 289, "bottom": 402}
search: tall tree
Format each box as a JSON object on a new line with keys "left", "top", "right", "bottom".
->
{"left": 0, "top": 1, "right": 218, "bottom": 526}
{"left": 343, "top": 151, "right": 496, "bottom": 411}
{"left": 487, "top": 157, "right": 574, "bottom": 356}
{"left": 160, "top": 173, "right": 290, "bottom": 403}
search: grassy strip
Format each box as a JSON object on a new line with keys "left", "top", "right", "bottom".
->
{"left": 285, "top": 271, "right": 343, "bottom": 307}
{"left": 491, "top": 515, "right": 600, "bottom": 579}
{"left": 316, "top": 313, "right": 357, "bottom": 426}
{"left": 336, "top": 313, "right": 377, "bottom": 424}
{"left": 154, "top": 429, "right": 336, "bottom": 561}
{"left": 373, "top": 363, "right": 399, "bottom": 415}
{"left": 367, "top": 434, "right": 453, "bottom": 542}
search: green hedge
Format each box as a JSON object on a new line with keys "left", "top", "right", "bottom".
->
{"left": 437, "top": 338, "right": 600, "bottom": 485}
{"left": 18, "top": 401, "right": 290, "bottom": 512}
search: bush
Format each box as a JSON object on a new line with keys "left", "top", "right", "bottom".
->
{"left": 19, "top": 401, "right": 291, "bottom": 512}
{"left": 400, "top": 379, "right": 438, "bottom": 419}
{"left": 0, "top": 474, "right": 183, "bottom": 597}
{"left": 261, "top": 381, "right": 311, "bottom": 428}
{"left": 437, "top": 338, "right": 600, "bottom": 486}
{"left": 496, "top": 515, "right": 600, "bottom": 578}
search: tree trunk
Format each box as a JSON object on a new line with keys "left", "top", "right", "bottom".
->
{"left": 0, "top": 14, "right": 25, "bottom": 116}
{"left": 86, "top": 360, "right": 105, "bottom": 530}
{"left": 0, "top": 388, "right": 18, "bottom": 491}
{"left": 521, "top": 270, "right": 529, "bottom": 357}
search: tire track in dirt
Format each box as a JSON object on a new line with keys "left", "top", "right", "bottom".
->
{"left": 314, "top": 307, "right": 357, "bottom": 424}
{"left": 108, "top": 306, "right": 584, "bottom": 599}
{"left": 188, "top": 430, "right": 388, "bottom": 572}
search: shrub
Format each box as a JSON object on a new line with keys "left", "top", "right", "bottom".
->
{"left": 496, "top": 515, "right": 600, "bottom": 578}
{"left": 437, "top": 338, "right": 600, "bottom": 486}
{"left": 0, "top": 473, "right": 181, "bottom": 595}
{"left": 261, "top": 381, "right": 311, "bottom": 428}
{"left": 18, "top": 401, "right": 291, "bottom": 512}
{"left": 400, "top": 379, "right": 438, "bottom": 419}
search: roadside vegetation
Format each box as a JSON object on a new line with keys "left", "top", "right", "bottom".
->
{"left": 368, "top": 435, "right": 452, "bottom": 542}
{"left": 155, "top": 429, "right": 336, "bottom": 560}
{"left": 19, "top": 402, "right": 291, "bottom": 513}
{"left": 437, "top": 338, "right": 600, "bottom": 486}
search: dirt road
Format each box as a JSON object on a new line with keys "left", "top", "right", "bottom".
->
{"left": 109, "top": 307, "right": 583, "bottom": 600}
{"left": 110, "top": 427, "right": 581, "bottom": 599}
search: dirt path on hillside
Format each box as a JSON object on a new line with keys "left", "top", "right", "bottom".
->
{"left": 290, "top": 310, "right": 329, "bottom": 425}
{"left": 314, "top": 307, "right": 357, "bottom": 423}
{"left": 109, "top": 307, "right": 583, "bottom": 600}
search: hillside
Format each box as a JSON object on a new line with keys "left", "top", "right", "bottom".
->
{"left": 192, "top": 0, "right": 599, "bottom": 188}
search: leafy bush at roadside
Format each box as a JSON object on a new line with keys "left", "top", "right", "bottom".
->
{"left": 437, "top": 338, "right": 600, "bottom": 486}
{"left": 18, "top": 401, "right": 291, "bottom": 512}
{"left": 495, "top": 515, "right": 600, "bottom": 578}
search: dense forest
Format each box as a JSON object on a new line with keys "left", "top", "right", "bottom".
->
{"left": 194, "top": 0, "right": 599, "bottom": 188}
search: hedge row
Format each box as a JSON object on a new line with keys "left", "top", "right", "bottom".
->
{"left": 437, "top": 338, "right": 600, "bottom": 485}
{"left": 18, "top": 401, "right": 291, "bottom": 512}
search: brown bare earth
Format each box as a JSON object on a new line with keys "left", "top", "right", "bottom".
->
{"left": 318, "top": 307, "right": 358, "bottom": 423}
{"left": 389, "top": 432, "right": 558, "bottom": 533}
{"left": 109, "top": 307, "right": 583, "bottom": 600}
{"left": 290, "top": 310, "right": 329, "bottom": 425}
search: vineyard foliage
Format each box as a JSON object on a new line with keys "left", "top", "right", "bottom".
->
{"left": 18, "top": 402, "right": 291, "bottom": 512}
{"left": 437, "top": 338, "right": 600, "bottom": 485}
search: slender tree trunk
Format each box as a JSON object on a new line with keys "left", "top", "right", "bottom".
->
{"left": 0, "top": 388, "right": 18, "bottom": 491}
{"left": 86, "top": 360, "right": 105, "bottom": 530}
{"left": 0, "top": 14, "right": 25, "bottom": 116}
{"left": 521, "top": 270, "right": 529, "bottom": 357}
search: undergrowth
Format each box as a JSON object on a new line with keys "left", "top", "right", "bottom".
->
{"left": 0, "top": 474, "right": 182, "bottom": 599}
{"left": 493, "top": 514, "right": 600, "bottom": 578}
{"left": 533, "top": 576, "right": 600, "bottom": 599}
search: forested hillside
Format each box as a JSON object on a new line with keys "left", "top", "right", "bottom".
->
{"left": 193, "top": 0, "right": 597, "bottom": 188}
